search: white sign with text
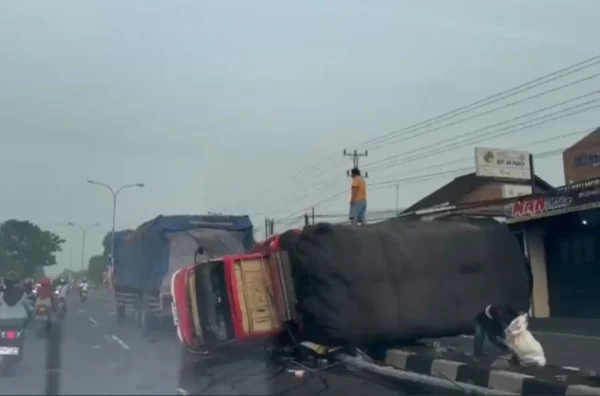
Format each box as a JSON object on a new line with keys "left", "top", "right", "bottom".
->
{"left": 475, "top": 147, "right": 531, "bottom": 180}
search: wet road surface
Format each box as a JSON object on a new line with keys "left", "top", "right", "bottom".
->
{"left": 2, "top": 290, "right": 413, "bottom": 395}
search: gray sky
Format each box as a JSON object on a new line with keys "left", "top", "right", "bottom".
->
{"left": 0, "top": 0, "right": 599, "bottom": 275}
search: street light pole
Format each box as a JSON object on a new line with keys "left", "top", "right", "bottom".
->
{"left": 67, "top": 222, "right": 100, "bottom": 272}
{"left": 86, "top": 180, "right": 144, "bottom": 267}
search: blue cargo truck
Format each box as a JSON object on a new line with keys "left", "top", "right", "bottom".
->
{"left": 112, "top": 214, "right": 255, "bottom": 335}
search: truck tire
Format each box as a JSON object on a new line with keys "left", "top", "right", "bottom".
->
{"left": 116, "top": 304, "right": 126, "bottom": 324}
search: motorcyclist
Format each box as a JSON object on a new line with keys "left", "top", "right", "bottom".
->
{"left": 55, "top": 278, "right": 69, "bottom": 312}
{"left": 35, "top": 276, "right": 55, "bottom": 311}
{"left": 0, "top": 271, "right": 33, "bottom": 323}
{"left": 79, "top": 277, "right": 89, "bottom": 293}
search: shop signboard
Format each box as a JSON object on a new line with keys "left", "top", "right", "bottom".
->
{"left": 474, "top": 147, "right": 531, "bottom": 180}
{"left": 505, "top": 182, "right": 600, "bottom": 223}
{"left": 501, "top": 184, "right": 532, "bottom": 199}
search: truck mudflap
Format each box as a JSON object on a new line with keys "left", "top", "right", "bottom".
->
{"left": 171, "top": 268, "right": 195, "bottom": 348}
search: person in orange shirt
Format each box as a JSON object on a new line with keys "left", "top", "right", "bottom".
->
{"left": 349, "top": 167, "right": 367, "bottom": 226}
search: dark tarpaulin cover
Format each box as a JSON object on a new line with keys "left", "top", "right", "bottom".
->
{"left": 279, "top": 217, "right": 531, "bottom": 346}
{"left": 112, "top": 230, "right": 143, "bottom": 288}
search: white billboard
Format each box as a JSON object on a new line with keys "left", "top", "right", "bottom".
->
{"left": 501, "top": 184, "right": 532, "bottom": 199}
{"left": 475, "top": 147, "right": 531, "bottom": 180}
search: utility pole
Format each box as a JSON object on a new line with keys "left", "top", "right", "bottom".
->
{"left": 304, "top": 213, "right": 310, "bottom": 226}
{"left": 67, "top": 222, "right": 100, "bottom": 273}
{"left": 311, "top": 207, "right": 315, "bottom": 224}
{"left": 343, "top": 149, "right": 369, "bottom": 178}
{"left": 395, "top": 184, "right": 400, "bottom": 214}
{"left": 269, "top": 219, "right": 275, "bottom": 236}
{"left": 264, "top": 217, "right": 269, "bottom": 239}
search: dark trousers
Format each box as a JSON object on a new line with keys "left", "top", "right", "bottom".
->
{"left": 473, "top": 322, "right": 509, "bottom": 357}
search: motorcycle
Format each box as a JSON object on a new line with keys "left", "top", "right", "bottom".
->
{"left": 56, "top": 297, "right": 67, "bottom": 320}
{"left": 0, "top": 319, "right": 26, "bottom": 375}
{"left": 33, "top": 304, "right": 52, "bottom": 337}
{"left": 80, "top": 290, "right": 88, "bottom": 303}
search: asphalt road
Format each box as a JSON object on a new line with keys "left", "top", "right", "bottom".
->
{"left": 9, "top": 289, "right": 597, "bottom": 395}
{"left": 1, "top": 291, "right": 181, "bottom": 395}
{"left": 1, "top": 290, "right": 415, "bottom": 395}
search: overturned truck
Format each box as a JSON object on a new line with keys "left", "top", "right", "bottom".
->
{"left": 171, "top": 216, "right": 531, "bottom": 350}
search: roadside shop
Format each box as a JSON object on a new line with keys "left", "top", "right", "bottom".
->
{"left": 505, "top": 177, "right": 600, "bottom": 318}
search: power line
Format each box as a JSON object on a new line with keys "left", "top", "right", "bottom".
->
{"left": 359, "top": 54, "right": 600, "bottom": 149}
{"left": 368, "top": 90, "right": 600, "bottom": 170}
{"left": 371, "top": 127, "right": 591, "bottom": 179}
{"left": 218, "top": 54, "right": 600, "bottom": 212}
{"left": 374, "top": 102, "right": 599, "bottom": 172}
{"left": 256, "top": 104, "right": 598, "bottom": 216}
{"left": 343, "top": 149, "right": 369, "bottom": 177}
{"left": 369, "top": 72, "right": 600, "bottom": 153}
{"left": 275, "top": 144, "right": 577, "bottom": 225}
{"left": 276, "top": 82, "right": 599, "bottom": 202}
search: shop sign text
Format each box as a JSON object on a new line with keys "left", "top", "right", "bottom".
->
{"left": 511, "top": 196, "right": 573, "bottom": 218}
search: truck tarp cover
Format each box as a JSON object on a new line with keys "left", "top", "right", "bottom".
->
{"left": 279, "top": 217, "right": 531, "bottom": 346}
{"left": 134, "top": 215, "right": 255, "bottom": 293}
{"left": 112, "top": 230, "right": 143, "bottom": 288}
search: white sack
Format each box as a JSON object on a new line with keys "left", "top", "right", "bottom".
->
{"left": 504, "top": 314, "right": 546, "bottom": 367}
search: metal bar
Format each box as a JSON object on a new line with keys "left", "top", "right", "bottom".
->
{"left": 335, "top": 353, "right": 517, "bottom": 395}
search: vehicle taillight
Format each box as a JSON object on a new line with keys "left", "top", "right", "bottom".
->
{"left": 37, "top": 306, "right": 46, "bottom": 314}
{"left": 1, "top": 330, "right": 18, "bottom": 339}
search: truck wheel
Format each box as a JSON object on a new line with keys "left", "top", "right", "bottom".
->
{"left": 116, "top": 304, "right": 126, "bottom": 324}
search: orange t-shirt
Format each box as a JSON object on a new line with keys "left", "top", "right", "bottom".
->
{"left": 351, "top": 176, "right": 366, "bottom": 202}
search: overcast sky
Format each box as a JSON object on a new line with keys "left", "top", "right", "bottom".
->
{"left": 0, "top": 0, "right": 599, "bottom": 275}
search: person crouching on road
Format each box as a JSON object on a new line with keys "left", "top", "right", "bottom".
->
{"left": 35, "top": 277, "right": 55, "bottom": 311}
{"left": 349, "top": 167, "right": 367, "bottom": 226}
{"left": 473, "top": 304, "right": 520, "bottom": 359}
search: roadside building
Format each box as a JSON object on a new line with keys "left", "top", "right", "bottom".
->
{"left": 563, "top": 127, "right": 600, "bottom": 184}
{"left": 506, "top": 127, "right": 600, "bottom": 319}
{"left": 401, "top": 172, "right": 554, "bottom": 219}
{"left": 404, "top": 129, "right": 600, "bottom": 319}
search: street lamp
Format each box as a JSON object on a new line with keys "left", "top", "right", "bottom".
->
{"left": 87, "top": 180, "right": 144, "bottom": 267}
{"left": 67, "top": 222, "right": 100, "bottom": 272}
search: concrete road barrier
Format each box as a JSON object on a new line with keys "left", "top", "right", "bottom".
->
{"left": 384, "top": 349, "right": 600, "bottom": 395}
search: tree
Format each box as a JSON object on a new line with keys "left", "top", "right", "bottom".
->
{"left": 87, "top": 254, "right": 106, "bottom": 284}
{"left": 0, "top": 246, "right": 22, "bottom": 277}
{"left": 101, "top": 232, "right": 111, "bottom": 257}
{"left": 101, "top": 230, "right": 134, "bottom": 259}
{"left": 0, "top": 219, "right": 66, "bottom": 278}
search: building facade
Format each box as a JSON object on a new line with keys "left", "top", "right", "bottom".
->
{"left": 563, "top": 127, "right": 600, "bottom": 184}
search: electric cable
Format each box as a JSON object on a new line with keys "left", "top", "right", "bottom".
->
{"left": 218, "top": 55, "right": 600, "bottom": 211}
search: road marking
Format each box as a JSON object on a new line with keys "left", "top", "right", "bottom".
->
{"left": 77, "top": 309, "right": 86, "bottom": 314}
{"left": 534, "top": 331, "right": 600, "bottom": 341}
{"left": 92, "top": 345, "right": 102, "bottom": 349}
{"left": 88, "top": 317, "right": 98, "bottom": 325}
{"left": 111, "top": 335, "right": 130, "bottom": 350}
{"left": 460, "top": 332, "right": 600, "bottom": 341}
{"left": 562, "top": 366, "right": 580, "bottom": 371}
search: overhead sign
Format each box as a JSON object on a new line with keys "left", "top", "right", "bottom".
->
{"left": 474, "top": 147, "right": 531, "bottom": 180}
{"left": 501, "top": 184, "right": 532, "bottom": 199}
